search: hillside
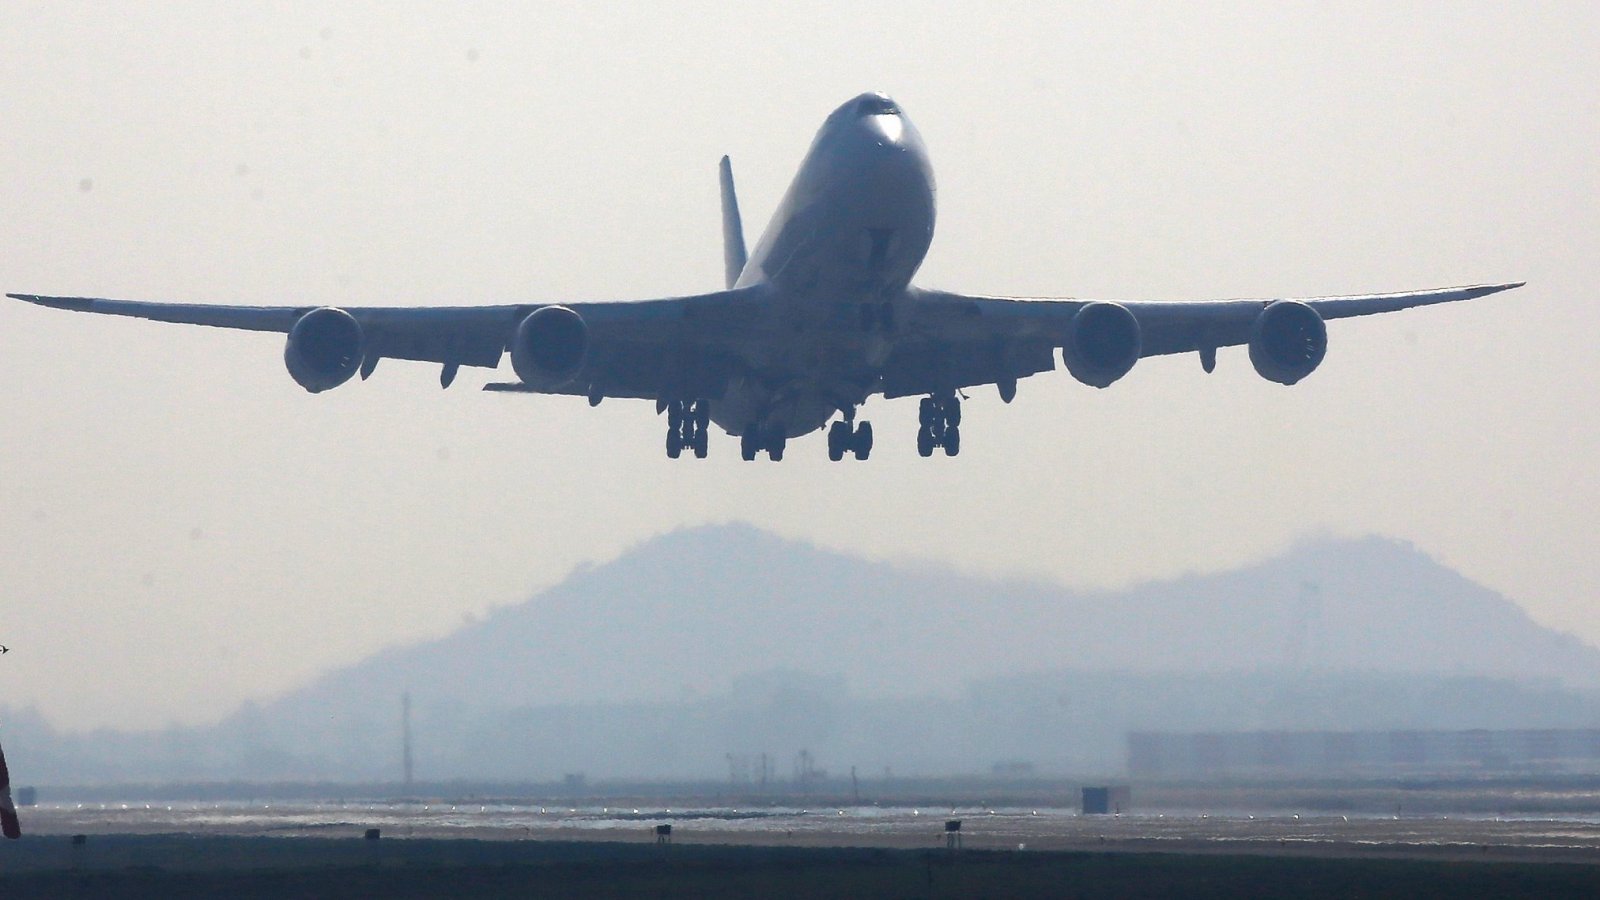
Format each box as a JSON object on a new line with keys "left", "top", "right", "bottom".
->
{"left": 12, "top": 525, "right": 1600, "bottom": 782}
{"left": 273, "top": 524, "right": 1600, "bottom": 716}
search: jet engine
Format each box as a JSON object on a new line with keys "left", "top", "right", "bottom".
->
{"left": 1062, "top": 302, "right": 1141, "bottom": 388}
{"left": 511, "top": 305, "right": 589, "bottom": 388}
{"left": 284, "top": 307, "right": 364, "bottom": 393}
{"left": 1249, "top": 300, "right": 1327, "bottom": 385}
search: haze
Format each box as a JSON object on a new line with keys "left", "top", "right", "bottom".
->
{"left": 0, "top": 2, "right": 1593, "bottom": 731}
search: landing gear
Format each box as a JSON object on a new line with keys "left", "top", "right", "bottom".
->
{"left": 917, "top": 394, "right": 962, "bottom": 457}
{"left": 664, "top": 400, "right": 710, "bottom": 459}
{"left": 740, "top": 422, "right": 787, "bottom": 461}
{"left": 827, "top": 419, "right": 873, "bottom": 461}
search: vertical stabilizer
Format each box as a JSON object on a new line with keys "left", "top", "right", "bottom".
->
{"left": 719, "top": 156, "right": 747, "bottom": 289}
{"left": 0, "top": 728, "right": 19, "bottom": 838}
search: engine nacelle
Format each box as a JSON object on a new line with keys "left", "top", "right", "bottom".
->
{"left": 1249, "top": 300, "right": 1327, "bottom": 385}
{"left": 511, "top": 305, "right": 589, "bottom": 388}
{"left": 284, "top": 307, "right": 364, "bottom": 393}
{"left": 1062, "top": 302, "right": 1141, "bottom": 388}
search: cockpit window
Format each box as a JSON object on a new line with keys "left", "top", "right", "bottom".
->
{"left": 855, "top": 96, "right": 900, "bottom": 117}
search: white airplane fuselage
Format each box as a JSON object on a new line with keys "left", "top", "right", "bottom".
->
{"left": 713, "top": 93, "right": 937, "bottom": 439}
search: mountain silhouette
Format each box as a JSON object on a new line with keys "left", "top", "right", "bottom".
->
{"left": 275, "top": 524, "right": 1599, "bottom": 718}
{"left": 13, "top": 524, "right": 1600, "bottom": 783}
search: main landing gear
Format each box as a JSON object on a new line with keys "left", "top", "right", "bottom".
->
{"left": 740, "top": 422, "right": 788, "bottom": 462}
{"left": 665, "top": 400, "right": 709, "bottom": 459}
{"left": 827, "top": 419, "right": 873, "bottom": 461}
{"left": 917, "top": 393, "right": 961, "bottom": 457}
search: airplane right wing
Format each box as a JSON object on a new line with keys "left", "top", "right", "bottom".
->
{"left": 883, "top": 282, "right": 1523, "bottom": 396}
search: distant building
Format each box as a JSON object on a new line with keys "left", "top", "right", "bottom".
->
{"left": 1081, "top": 786, "right": 1132, "bottom": 814}
{"left": 1129, "top": 728, "right": 1600, "bottom": 777}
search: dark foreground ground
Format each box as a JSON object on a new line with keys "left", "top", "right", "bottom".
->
{"left": 3, "top": 835, "right": 1600, "bottom": 899}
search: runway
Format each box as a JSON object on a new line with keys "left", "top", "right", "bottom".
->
{"left": 15, "top": 800, "right": 1600, "bottom": 867}
{"left": 7, "top": 802, "right": 1600, "bottom": 898}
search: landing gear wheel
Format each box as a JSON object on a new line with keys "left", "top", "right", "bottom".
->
{"left": 916, "top": 393, "right": 964, "bottom": 457}
{"left": 853, "top": 421, "right": 873, "bottom": 460}
{"left": 740, "top": 430, "right": 759, "bottom": 461}
{"left": 665, "top": 400, "right": 711, "bottom": 460}
{"left": 827, "top": 421, "right": 848, "bottom": 462}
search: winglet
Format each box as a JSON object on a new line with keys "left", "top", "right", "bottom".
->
{"left": 719, "top": 156, "right": 747, "bottom": 290}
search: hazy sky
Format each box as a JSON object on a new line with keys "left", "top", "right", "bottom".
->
{"left": 1, "top": 2, "right": 1594, "bottom": 731}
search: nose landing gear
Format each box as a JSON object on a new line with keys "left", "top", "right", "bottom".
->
{"left": 916, "top": 393, "right": 961, "bottom": 457}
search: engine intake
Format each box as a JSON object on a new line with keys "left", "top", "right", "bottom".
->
{"left": 1062, "top": 302, "right": 1141, "bottom": 388}
{"left": 284, "top": 307, "right": 364, "bottom": 393}
{"left": 512, "top": 305, "right": 589, "bottom": 388}
{"left": 1249, "top": 300, "right": 1327, "bottom": 385}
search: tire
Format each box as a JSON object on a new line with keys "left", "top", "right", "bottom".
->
{"left": 945, "top": 398, "right": 962, "bottom": 428}
{"left": 944, "top": 424, "right": 961, "bottom": 456}
{"left": 854, "top": 422, "right": 873, "bottom": 460}
{"left": 667, "top": 429, "right": 683, "bottom": 459}
{"left": 667, "top": 403, "right": 683, "bottom": 430}
{"left": 919, "top": 397, "right": 936, "bottom": 427}
{"left": 693, "top": 429, "right": 708, "bottom": 459}
{"left": 827, "top": 422, "right": 846, "bottom": 462}
{"left": 740, "top": 431, "right": 758, "bottom": 461}
{"left": 917, "top": 426, "right": 935, "bottom": 457}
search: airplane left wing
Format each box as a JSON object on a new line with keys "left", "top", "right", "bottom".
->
{"left": 887, "top": 282, "right": 1522, "bottom": 396}
{"left": 8, "top": 287, "right": 766, "bottom": 398}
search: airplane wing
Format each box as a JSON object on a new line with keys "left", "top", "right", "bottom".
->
{"left": 884, "top": 282, "right": 1523, "bottom": 397}
{"left": 8, "top": 287, "right": 767, "bottom": 399}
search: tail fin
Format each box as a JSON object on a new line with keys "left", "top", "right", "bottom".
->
{"left": 0, "top": 729, "right": 19, "bottom": 839}
{"left": 719, "top": 156, "right": 747, "bottom": 289}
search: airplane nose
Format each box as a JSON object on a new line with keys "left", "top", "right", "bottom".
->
{"left": 862, "top": 113, "right": 906, "bottom": 147}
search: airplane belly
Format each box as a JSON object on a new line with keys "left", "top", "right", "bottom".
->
{"left": 711, "top": 375, "right": 844, "bottom": 439}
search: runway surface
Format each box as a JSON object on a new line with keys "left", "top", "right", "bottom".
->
{"left": 14, "top": 801, "right": 1600, "bottom": 866}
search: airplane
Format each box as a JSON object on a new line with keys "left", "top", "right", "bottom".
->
{"left": 10, "top": 92, "right": 1521, "bottom": 462}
